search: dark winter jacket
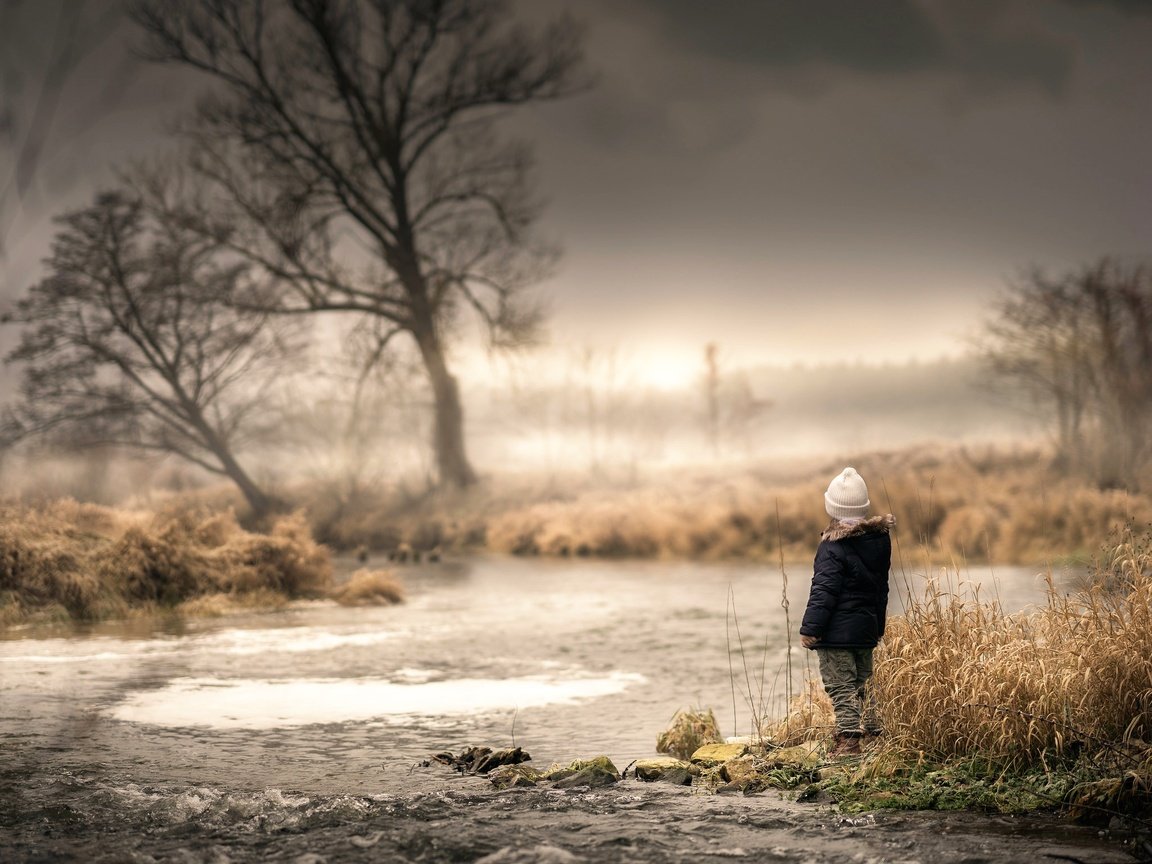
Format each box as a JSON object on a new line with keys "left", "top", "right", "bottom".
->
{"left": 800, "top": 515, "right": 893, "bottom": 649}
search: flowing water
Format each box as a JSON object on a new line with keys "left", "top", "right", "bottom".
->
{"left": 0, "top": 556, "right": 1137, "bottom": 863}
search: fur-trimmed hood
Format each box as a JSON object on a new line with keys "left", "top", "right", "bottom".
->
{"left": 820, "top": 513, "right": 896, "bottom": 542}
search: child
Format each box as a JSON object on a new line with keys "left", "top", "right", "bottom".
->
{"left": 799, "top": 467, "right": 893, "bottom": 757}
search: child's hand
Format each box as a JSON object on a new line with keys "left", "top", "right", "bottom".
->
{"left": 801, "top": 635, "right": 820, "bottom": 648}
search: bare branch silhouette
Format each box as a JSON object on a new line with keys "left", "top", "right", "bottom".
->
{"left": 977, "top": 258, "right": 1152, "bottom": 488}
{"left": 133, "top": 0, "right": 587, "bottom": 487}
{"left": 2, "top": 166, "right": 299, "bottom": 518}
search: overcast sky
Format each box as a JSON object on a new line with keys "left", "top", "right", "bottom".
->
{"left": 3, "top": 0, "right": 1151, "bottom": 383}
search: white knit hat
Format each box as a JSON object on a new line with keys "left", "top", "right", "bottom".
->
{"left": 824, "top": 467, "right": 870, "bottom": 519}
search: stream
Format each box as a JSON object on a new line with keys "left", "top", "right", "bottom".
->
{"left": 0, "top": 555, "right": 1138, "bottom": 863}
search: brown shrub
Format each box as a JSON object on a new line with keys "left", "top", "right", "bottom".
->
{"left": 0, "top": 502, "right": 333, "bottom": 626}
{"left": 220, "top": 512, "right": 332, "bottom": 597}
{"left": 103, "top": 524, "right": 211, "bottom": 603}
{"left": 330, "top": 568, "right": 405, "bottom": 606}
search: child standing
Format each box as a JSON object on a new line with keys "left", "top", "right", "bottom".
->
{"left": 800, "top": 467, "right": 893, "bottom": 757}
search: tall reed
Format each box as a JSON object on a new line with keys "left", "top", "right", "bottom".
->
{"left": 874, "top": 568, "right": 1152, "bottom": 767}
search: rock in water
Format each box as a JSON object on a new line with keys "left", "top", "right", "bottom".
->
{"left": 634, "top": 757, "right": 694, "bottom": 785}
{"left": 488, "top": 765, "right": 544, "bottom": 789}
{"left": 721, "top": 755, "right": 760, "bottom": 788}
{"left": 547, "top": 756, "right": 620, "bottom": 789}
{"left": 431, "top": 745, "right": 531, "bottom": 775}
{"left": 474, "top": 746, "right": 531, "bottom": 774}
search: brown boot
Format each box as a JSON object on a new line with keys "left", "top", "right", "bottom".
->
{"left": 828, "top": 732, "right": 863, "bottom": 758}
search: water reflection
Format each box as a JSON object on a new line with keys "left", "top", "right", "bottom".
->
{"left": 109, "top": 671, "right": 646, "bottom": 729}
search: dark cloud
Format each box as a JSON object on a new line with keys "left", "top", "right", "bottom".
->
{"left": 1063, "top": 0, "right": 1152, "bottom": 13}
{"left": 3, "top": 0, "right": 1151, "bottom": 370}
{"left": 643, "top": 0, "right": 946, "bottom": 74}
{"left": 626, "top": 0, "right": 1075, "bottom": 98}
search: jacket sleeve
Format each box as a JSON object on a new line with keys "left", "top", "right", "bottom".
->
{"left": 800, "top": 541, "right": 843, "bottom": 638}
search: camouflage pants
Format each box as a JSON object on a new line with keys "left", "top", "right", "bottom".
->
{"left": 816, "top": 647, "right": 881, "bottom": 735}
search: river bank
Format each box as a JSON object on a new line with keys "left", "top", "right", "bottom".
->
{"left": 295, "top": 445, "right": 1152, "bottom": 565}
{"left": 0, "top": 501, "right": 402, "bottom": 628}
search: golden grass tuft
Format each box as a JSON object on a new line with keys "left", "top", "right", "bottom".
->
{"left": 656, "top": 707, "right": 723, "bottom": 759}
{"left": 761, "top": 679, "right": 835, "bottom": 747}
{"left": 0, "top": 501, "right": 332, "bottom": 626}
{"left": 330, "top": 568, "right": 405, "bottom": 606}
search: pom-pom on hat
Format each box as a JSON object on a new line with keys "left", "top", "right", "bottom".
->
{"left": 824, "top": 467, "right": 870, "bottom": 520}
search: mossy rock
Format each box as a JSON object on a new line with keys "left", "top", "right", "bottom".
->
{"left": 690, "top": 742, "right": 748, "bottom": 765}
{"left": 635, "top": 757, "right": 693, "bottom": 786}
{"left": 721, "top": 755, "right": 760, "bottom": 788}
{"left": 488, "top": 764, "right": 544, "bottom": 790}
{"left": 547, "top": 756, "right": 620, "bottom": 789}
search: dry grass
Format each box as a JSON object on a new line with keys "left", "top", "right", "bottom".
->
{"left": 762, "top": 679, "right": 836, "bottom": 748}
{"left": 874, "top": 568, "right": 1152, "bottom": 767}
{"left": 765, "top": 547, "right": 1152, "bottom": 767}
{"left": 753, "top": 526, "right": 1152, "bottom": 817}
{"left": 656, "top": 707, "right": 723, "bottom": 760}
{"left": 0, "top": 501, "right": 333, "bottom": 627}
{"left": 478, "top": 446, "right": 1152, "bottom": 565}
{"left": 271, "top": 445, "right": 1152, "bottom": 566}
{"left": 330, "top": 568, "right": 405, "bottom": 606}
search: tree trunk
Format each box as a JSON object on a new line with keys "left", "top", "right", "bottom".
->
{"left": 413, "top": 324, "right": 478, "bottom": 489}
{"left": 192, "top": 415, "right": 276, "bottom": 518}
{"left": 211, "top": 444, "right": 275, "bottom": 519}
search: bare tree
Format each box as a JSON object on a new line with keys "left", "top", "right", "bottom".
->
{"left": 132, "top": 0, "right": 586, "bottom": 488}
{"left": 1079, "top": 260, "right": 1152, "bottom": 484}
{"left": 979, "top": 267, "right": 1093, "bottom": 465}
{"left": 699, "top": 343, "right": 771, "bottom": 459}
{"left": 979, "top": 258, "right": 1152, "bottom": 487}
{"left": 1, "top": 174, "right": 293, "bottom": 518}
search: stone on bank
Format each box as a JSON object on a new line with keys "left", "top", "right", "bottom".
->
{"left": 689, "top": 742, "right": 749, "bottom": 764}
{"left": 634, "top": 757, "right": 694, "bottom": 786}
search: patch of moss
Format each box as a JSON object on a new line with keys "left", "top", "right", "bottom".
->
{"left": 808, "top": 761, "right": 1083, "bottom": 815}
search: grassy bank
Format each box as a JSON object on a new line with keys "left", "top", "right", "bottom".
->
{"left": 746, "top": 525, "right": 1152, "bottom": 824}
{"left": 0, "top": 500, "right": 402, "bottom": 628}
{"left": 292, "top": 445, "right": 1152, "bottom": 566}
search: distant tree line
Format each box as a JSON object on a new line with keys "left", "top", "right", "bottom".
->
{"left": 979, "top": 258, "right": 1152, "bottom": 489}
